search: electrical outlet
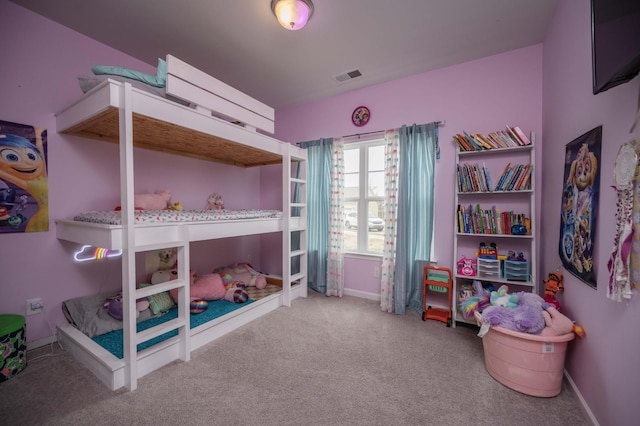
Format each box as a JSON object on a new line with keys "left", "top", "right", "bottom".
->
{"left": 26, "top": 298, "right": 43, "bottom": 316}
{"left": 374, "top": 267, "right": 381, "bottom": 278}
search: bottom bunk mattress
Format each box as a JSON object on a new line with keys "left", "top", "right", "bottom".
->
{"left": 62, "top": 283, "right": 283, "bottom": 358}
{"left": 93, "top": 299, "right": 254, "bottom": 359}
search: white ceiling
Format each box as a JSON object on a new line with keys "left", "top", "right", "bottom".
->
{"left": 10, "top": 0, "right": 560, "bottom": 109}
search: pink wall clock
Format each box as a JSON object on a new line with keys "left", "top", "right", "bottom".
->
{"left": 351, "top": 106, "right": 370, "bottom": 127}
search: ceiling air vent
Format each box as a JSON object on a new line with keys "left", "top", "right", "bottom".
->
{"left": 334, "top": 69, "right": 362, "bottom": 83}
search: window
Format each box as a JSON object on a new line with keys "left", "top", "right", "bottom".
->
{"left": 344, "top": 139, "right": 385, "bottom": 254}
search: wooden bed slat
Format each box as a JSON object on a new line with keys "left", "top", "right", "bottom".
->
{"left": 61, "top": 106, "right": 283, "bottom": 167}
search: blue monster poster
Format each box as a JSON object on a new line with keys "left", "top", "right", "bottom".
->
{"left": 0, "top": 120, "right": 48, "bottom": 233}
{"left": 559, "top": 126, "right": 601, "bottom": 288}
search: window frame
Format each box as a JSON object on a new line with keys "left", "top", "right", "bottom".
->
{"left": 343, "top": 138, "right": 386, "bottom": 255}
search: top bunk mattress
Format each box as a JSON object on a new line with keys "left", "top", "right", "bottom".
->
{"left": 74, "top": 209, "right": 282, "bottom": 225}
{"left": 56, "top": 209, "right": 293, "bottom": 249}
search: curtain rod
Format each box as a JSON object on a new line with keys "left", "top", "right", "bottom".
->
{"left": 296, "top": 120, "right": 445, "bottom": 145}
{"left": 341, "top": 120, "right": 445, "bottom": 140}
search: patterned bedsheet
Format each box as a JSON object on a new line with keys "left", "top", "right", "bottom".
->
{"left": 73, "top": 209, "right": 283, "bottom": 225}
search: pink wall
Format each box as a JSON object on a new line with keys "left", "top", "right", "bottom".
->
{"left": 272, "top": 45, "right": 543, "bottom": 298}
{"left": 0, "top": 1, "right": 265, "bottom": 344}
{"left": 542, "top": 1, "right": 640, "bottom": 425}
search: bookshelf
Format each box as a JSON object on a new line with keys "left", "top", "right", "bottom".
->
{"left": 452, "top": 130, "right": 536, "bottom": 327}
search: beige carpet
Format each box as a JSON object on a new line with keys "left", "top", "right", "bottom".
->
{"left": 0, "top": 291, "right": 592, "bottom": 426}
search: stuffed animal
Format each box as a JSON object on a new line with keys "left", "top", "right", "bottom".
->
{"left": 490, "top": 284, "right": 519, "bottom": 308}
{"left": 205, "top": 192, "right": 224, "bottom": 210}
{"left": 157, "top": 248, "right": 177, "bottom": 271}
{"left": 214, "top": 263, "right": 267, "bottom": 289}
{"left": 459, "top": 280, "right": 490, "bottom": 319}
{"left": 539, "top": 304, "right": 585, "bottom": 337}
{"left": 168, "top": 270, "right": 248, "bottom": 304}
{"left": 543, "top": 272, "right": 564, "bottom": 312}
{"left": 104, "top": 293, "right": 149, "bottom": 320}
{"left": 133, "top": 189, "right": 171, "bottom": 210}
{"left": 151, "top": 269, "right": 178, "bottom": 284}
{"left": 480, "top": 291, "right": 546, "bottom": 335}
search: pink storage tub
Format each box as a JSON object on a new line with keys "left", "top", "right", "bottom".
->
{"left": 475, "top": 311, "right": 575, "bottom": 397}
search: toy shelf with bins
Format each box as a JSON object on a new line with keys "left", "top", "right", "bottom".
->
{"left": 452, "top": 138, "right": 536, "bottom": 327}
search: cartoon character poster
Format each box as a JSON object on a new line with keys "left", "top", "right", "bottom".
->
{"left": 559, "top": 126, "right": 601, "bottom": 288}
{"left": 0, "top": 120, "right": 48, "bottom": 233}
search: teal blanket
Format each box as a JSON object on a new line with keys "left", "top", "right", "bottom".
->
{"left": 92, "top": 299, "right": 254, "bottom": 359}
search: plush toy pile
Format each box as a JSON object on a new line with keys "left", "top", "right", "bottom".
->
{"left": 477, "top": 283, "right": 584, "bottom": 338}
{"left": 165, "top": 269, "right": 249, "bottom": 304}
{"left": 214, "top": 263, "right": 267, "bottom": 289}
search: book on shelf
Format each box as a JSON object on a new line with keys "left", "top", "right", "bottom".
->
{"left": 494, "top": 162, "right": 511, "bottom": 191}
{"left": 513, "top": 164, "right": 531, "bottom": 190}
{"left": 478, "top": 133, "right": 499, "bottom": 149}
{"left": 458, "top": 162, "right": 494, "bottom": 192}
{"left": 487, "top": 132, "right": 506, "bottom": 148}
{"left": 518, "top": 164, "right": 533, "bottom": 190}
{"left": 510, "top": 126, "right": 532, "bottom": 146}
{"left": 482, "top": 163, "right": 493, "bottom": 191}
{"left": 456, "top": 203, "right": 528, "bottom": 235}
{"left": 506, "top": 165, "right": 524, "bottom": 191}
{"left": 455, "top": 127, "right": 532, "bottom": 152}
{"left": 471, "top": 133, "right": 493, "bottom": 150}
{"left": 463, "top": 131, "right": 484, "bottom": 151}
{"left": 454, "top": 134, "right": 473, "bottom": 151}
{"left": 505, "top": 126, "right": 524, "bottom": 146}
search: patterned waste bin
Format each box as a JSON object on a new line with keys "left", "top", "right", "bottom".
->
{"left": 0, "top": 314, "right": 27, "bottom": 382}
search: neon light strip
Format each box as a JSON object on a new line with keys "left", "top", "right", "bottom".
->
{"left": 73, "top": 245, "right": 123, "bottom": 262}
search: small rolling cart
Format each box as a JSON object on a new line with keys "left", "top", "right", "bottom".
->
{"left": 422, "top": 265, "right": 453, "bottom": 327}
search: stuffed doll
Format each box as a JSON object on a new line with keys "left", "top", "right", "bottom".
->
{"left": 205, "top": 192, "right": 224, "bottom": 210}
{"left": 543, "top": 272, "right": 564, "bottom": 313}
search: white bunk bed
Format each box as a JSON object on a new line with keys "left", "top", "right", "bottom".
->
{"left": 54, "top": 55, "right": 308, "bottom": 391}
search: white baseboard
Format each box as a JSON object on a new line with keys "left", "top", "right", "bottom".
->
{"left": 564, "top": 370, "right": 598, "bottom": 425}
{"left": 343, "top": 288, "right": 380, "bottom": 301}
{"left": 27, "top": 334, "right": 58, "bottom": 350}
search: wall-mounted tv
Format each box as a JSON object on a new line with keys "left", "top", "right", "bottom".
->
{"left": 591, "top": 0, "right": 640, "bottom": 94}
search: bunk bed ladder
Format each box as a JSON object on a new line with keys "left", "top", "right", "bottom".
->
{"left": 120, "top": 83, "right": 191, "bottom": 391}
{"left": 282, "top": 146, "right": 308, "bottom": 306}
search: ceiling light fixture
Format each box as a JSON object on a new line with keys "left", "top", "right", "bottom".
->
{"left": 271, "top": 0, "right": 314, "bottom": 31}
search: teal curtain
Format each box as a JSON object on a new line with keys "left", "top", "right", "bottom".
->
{"left": 299, "top": 138, "right": 333, "bottom": 294}
{"left": 394, "top": 123, "right": 439, "bottom": 314}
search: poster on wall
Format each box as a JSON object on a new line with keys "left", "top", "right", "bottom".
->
{"left": 0, "top": 120, "right": 49, "bottom": 233}
{"left": 558, "top": 126, "right": 602, "bottom": 288}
